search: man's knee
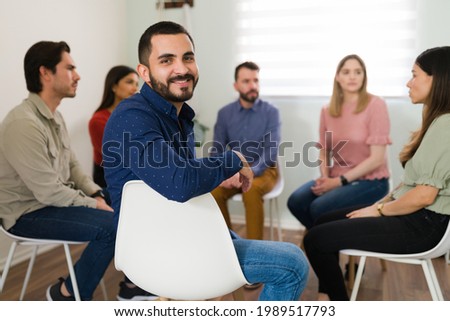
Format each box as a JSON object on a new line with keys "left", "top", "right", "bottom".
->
{"left": 280, "top": 243, "right": 309, "bottom": 293}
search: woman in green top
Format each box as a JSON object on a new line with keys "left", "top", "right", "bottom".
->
{"left": 304, "top": 46, "right": 450, "bottom": 301}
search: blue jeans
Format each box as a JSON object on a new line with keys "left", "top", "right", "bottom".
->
{"left": 9, "top": 206, "right": 116, "bottom": 300}
{"left": 287, "top": 178, "right": 389, "bottom": 229}
{"left": 230, "top": 230, "right": 309, "bottom": 300}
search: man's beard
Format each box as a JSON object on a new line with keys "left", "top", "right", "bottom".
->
{"left": 239, "top": 90, "right": 259, "bottom": 103}
{"left": 149, "top": 73, "right": 198, "bottom": 103}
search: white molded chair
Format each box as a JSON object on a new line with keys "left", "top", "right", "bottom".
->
{"left": 341, "top": 220, "right": 450, "bottom": 301}
{"left": 231, "top": 165, "right": 284, "bottom": 241}
{"left": 115, "top": 180, "right": 249, "bottom": 300}
{"left": 0, "top": 224, "right": 107, "bottom": 301}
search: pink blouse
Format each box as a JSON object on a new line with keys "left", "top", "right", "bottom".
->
{"left": 319, "top": 95, "right": 391, "bottom": 180}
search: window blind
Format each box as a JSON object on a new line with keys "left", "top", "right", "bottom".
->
{"left": 233, "top": 0, "right": 417, "bottom": 97}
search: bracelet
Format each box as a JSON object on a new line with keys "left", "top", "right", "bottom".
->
{"left": 340, "top": 175, "right": 349, "bottom": 186}
{"left": 377, "top": 202, "right": 385, "bottom": 216}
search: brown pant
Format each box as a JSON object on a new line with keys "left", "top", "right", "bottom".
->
{"left": 211, "top": 167, "right": 278, "bottom": 240}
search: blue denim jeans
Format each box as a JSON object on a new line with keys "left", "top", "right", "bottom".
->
{"left": 9, "top": 206, "right": 116, "bottom": 300}
{"left": 287, "top": 178, "right": 389, "bottom": 229}
{"left": 230, "top": 230, "right": 309, "bottom": 300}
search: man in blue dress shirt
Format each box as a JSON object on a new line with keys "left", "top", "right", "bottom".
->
{"left": 103, "top": 21, "right": 308, "bottom": 301}
{"left": 211, "top": 62, "right": 280, "bottom": 240}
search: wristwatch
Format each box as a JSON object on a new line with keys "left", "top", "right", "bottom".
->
{"left": 91, "top": 190, "right": 105, "bottom": 199}
{"left": 340, "top": 175, "right": 349, "bottom": 186}
{"left": 377, "top": 202, "right": 385, "bottom": 216}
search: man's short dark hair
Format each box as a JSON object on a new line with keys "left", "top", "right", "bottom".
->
{"left": 234, "top": 61, "right": 260, "bottom": 81}
{"left": 24, "top": 41, "right": 70, "bottom": 93}
{"left": 138, "top": 21, "right": 195, "bottom": 67}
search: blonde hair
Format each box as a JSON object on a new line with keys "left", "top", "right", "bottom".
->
{"left": 329, "top": 54, "right": 370, "bottom": 117}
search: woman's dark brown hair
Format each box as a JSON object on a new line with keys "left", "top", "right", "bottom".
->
{"left": 94, "top": 65, "right": 138, "bottom": 113}
{"left": 399, "top": 46, "right": 450, "bottom": 167}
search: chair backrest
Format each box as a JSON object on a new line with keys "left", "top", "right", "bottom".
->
{"left": 114, "top": 180, "right": 248, "bottom": 300}
{"left": 232, "top": 164, "right": 284, "bottom": 201}
{"left": 263, "top": 165, "right": 284, "bottom": 199}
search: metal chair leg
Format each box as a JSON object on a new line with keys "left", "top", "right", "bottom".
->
{"left": 0, "top": 241, "right": 18, "bottom": 293}
{"left": 19, "top": 245, "right": 39, "bottom": 300}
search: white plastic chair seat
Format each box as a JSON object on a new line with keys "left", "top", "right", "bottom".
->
{"left": 341, "top": 220, "right": 450, "bottom": 301}
{"left": 115, "top": 180, "right": 249, "bottom": 300}
{"left": 231, "top": 166, "right": 284, "bottom": 241}
{"left": 0, "top": 224, "right": 107, "bottom": 301}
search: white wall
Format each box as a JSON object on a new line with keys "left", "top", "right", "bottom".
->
{"left": 0, "top": 0, "right": 129, "bottom": 172}
{"left": 0, "top": 0, "right": 129, "bottom": 267}
{"left": 1, "top": 0, "right": 450, "bottom": 267}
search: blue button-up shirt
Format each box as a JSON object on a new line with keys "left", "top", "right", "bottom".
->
{"left": 212, "top": 99, "right": 280, "bottom": 177}
{"left": 102, "top": 83, "right": 242, "bottom": 217}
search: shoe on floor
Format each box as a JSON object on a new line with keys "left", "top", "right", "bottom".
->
{"left": 117, "top": 282, "right": 159, "bottom": 301}
{"left": 46, "top": 277, "right": 75, "bottom": 301}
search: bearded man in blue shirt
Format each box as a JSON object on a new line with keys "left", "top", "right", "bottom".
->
{"left": 103, "top": 21, "right": 308, "bottom": 301}
{"left": 211, "top": 61, "right": 280, "bottom": 240}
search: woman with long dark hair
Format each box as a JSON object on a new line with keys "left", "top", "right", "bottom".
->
{"left": 304, "top": 47, "right": 450, "bottom": 300}
{"left": 88, "top": 65, "right": 138, "bottom": 187}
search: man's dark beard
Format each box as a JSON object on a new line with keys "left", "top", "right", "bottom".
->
{"left": 240, "top": 90, "right": 259, "bottom": 103}
{"left": 149, "top": 74, "right": 198, "bottom": 103}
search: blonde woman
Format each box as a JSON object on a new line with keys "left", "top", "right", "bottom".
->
{"left": 288, "top": 54, "right": 391, "bottom": 230}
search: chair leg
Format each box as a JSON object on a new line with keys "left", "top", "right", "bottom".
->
{"left": 428, "top": 259, "right": 443, "bottom": 301}
{"left": 19, "top": 245, "right": 39, "bottom": 300}
{"left": 63, "top": 244, "right": 81, "bottom": 301}
{"left": 347, "top": 256, "right": 355, "bottom": 290}
{"left": 268, "top": 198, "right": 283, "bottom": 242}
{"left": 274, "top": 198, "right": 283, "bottom": 241}
{"left": 0, "top": 241, "right": 18, "bottom": 293}
{"left": 380, "top": 259, "right": 387, "bottom": 271}
{"left": 421, "top": 259, "right": 443, "bottom": 301}
{"left": 268, "top": 199, "right": 274, "bottom": 241}
{"left": 64, "top": 245, "right": 108, "bottom": 301}
{"left": 99, "top": 279, "right": 108, "bottom": 300}
{"left": 349, "top": 256, "right": 366, "bottom": 301}
{"left": 300, "top": 229, "right": 308, "bottom": 252}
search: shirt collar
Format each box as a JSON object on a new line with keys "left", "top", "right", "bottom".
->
{"left": 238, "top": 98, "right": 262, "bottom": 112}
{"left": 28, "top": 92, "right": 55, "bottom": 120}
{"left": 140, "top": 83, "right": 195, "bottom": 122}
